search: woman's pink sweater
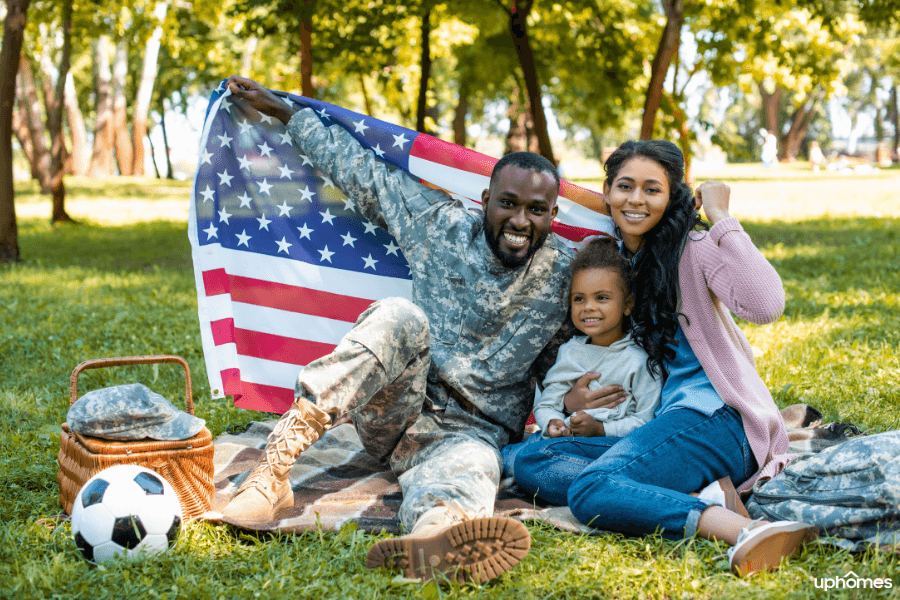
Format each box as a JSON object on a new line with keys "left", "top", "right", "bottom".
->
{"left": 678, "top": 216, "right": 790, "bottom": 492}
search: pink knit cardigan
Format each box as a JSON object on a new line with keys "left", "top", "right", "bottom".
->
{"left": 678, "top": 216, "right": 791, "bottom": 492}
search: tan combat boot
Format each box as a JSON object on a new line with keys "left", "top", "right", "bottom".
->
{"left": 221, "top": 397, "right": 331, "bottom": 524}
{"left": 365, "top": 502, "right": 531, "bottom": 584}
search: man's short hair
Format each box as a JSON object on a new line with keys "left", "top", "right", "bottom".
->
{"left": 489, "top": 151, "right": 560, "bottom": 193}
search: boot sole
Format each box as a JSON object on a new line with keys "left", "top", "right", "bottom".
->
{"left": 730, "top": 523, "right": 818, "bottom": 576}
{"left": 366, "top": 517, "right": 531, "bottom": 584}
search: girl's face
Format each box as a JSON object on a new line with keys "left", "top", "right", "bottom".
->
{"left": 570, "top": 267, "right": 633, "bottom": 347}
{"left": 603, "top": 157, "right": 671, "bottom": 254}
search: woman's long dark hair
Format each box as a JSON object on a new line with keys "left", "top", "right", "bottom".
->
{"left": 604, "top": 140, "right": 707, "bottom": 381}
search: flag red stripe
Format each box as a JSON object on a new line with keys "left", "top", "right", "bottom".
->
{"left": 233, "top": 328, "right": 336, "bottom": 365}
{"left": 203, "top": 269, "right": 374, "bottom": 322}
{"left": 210, "top": 318, "right": 235, "bottom": 345}
{"left": 410, "top": 134, "right": 495, "bottom": 177}
{"left": 230, "top": 378, "right": 295, "bottom": 414}
{"left": 551, "top": 221, "right": 615, "bottom": 242}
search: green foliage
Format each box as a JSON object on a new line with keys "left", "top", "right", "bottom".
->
{"left": 2, "top": 175, "right": 899, "bottom": 597}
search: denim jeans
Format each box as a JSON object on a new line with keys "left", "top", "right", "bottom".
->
{"left": 507, "top": 406, "right": 757, "bottom": 539}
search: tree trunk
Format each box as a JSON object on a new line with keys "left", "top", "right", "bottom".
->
{"left": 65, "top": 72, "right": 89, "bottom": 175}
{"left": 782, "top": 91, "right": 822, "bottom": 161}
{"left": 891, "top": 85, "right": 899, "bottom": 161}
{"left": 39, "top": 72, "right": 72, "bottom": 176}
{"left": 49, "top": 0, "right": 74, "bottom": 223}
{"left": 158, "top": 96, "right": 173, "bottom": 179}
{"left": 16, "top": 57, "right": 53, "bottom": 193}
{"left": 111, "top": 41, "right": 132, "bottom": 175}
{"left": 640, "top": 0, "right": 684, "bottom": 140}
{"left": 758, "top": 82, "right": 782, "bottom": 136}
{"left": 299, "top": 0, "right": 315, "bottom": 98}
{"left": 241, "top": 36, "right": 257, "bottom": 76}
{"left": 12, "top": 107, "right": 37, "bottom": 178}
{"left": 453, "top": 87, "right": 469, "bottom": 147}
{"left": 507, "top": 0, "right": 555, "bottom": 163}
{"left": 415, "top": 11, "right": 432, "bottom": 134}
{"left": 0, "top": 0, "right": 31, "bottom": 263}
{"left": 88, "top": 35, "right": 115, "bottom": 177}
{"left": 132, "top": 2, "right": 168, "bottom": 177}
{"left": 147, "top": 129, "right": 161, "bottom": 178}
{"left": 504, "top": 91, "right": 539, "bottom": 155}
{"left": 358, "top": 73, "right": 372, "bottom": 116}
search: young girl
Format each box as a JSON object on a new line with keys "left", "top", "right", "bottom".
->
{"left": 532, "top": 237, "right": 661, "bottom": 440}
{"left": 510, "top": 140, "right": 817, "bottom": 576}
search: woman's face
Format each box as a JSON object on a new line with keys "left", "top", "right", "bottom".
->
{"left": 603, "top": 157, "right": 671, "bottom": 254}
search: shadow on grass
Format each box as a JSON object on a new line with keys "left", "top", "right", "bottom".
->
{"left": 14, "top": 177, "right": 191, "bottom": 204}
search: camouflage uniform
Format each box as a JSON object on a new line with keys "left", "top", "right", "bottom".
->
{"left": 287, "top": 108, "right": 574, "bottom": 530}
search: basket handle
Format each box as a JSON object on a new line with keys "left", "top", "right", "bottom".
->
{"left": 69, "top": 355, "right": 194, "bottom": 414}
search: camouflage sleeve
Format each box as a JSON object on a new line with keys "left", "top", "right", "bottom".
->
{"left": 530, "top": 319, "right": 577, "bottom": 391}
{"left": 286, "top": 108, "right": 448, "bottom": 251}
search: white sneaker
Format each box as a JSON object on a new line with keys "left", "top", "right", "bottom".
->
{"left": 727, "top": 520, "right": 818, "bottom": 576}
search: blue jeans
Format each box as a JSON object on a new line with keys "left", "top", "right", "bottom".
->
{"left": 506, "top": 406, "right": 757, "bottom": 539}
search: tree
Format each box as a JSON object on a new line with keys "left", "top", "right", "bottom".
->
{"left": 48, "top": 0, "right": 75, "bottom": 222}
{"left": 640, "top": 0, "right": 683, "bottom": 141}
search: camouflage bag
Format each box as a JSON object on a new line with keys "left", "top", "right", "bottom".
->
{"left": 746, "top": 430, "right": 900, "bottom": 541}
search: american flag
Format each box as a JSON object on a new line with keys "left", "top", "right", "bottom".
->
{"left": 189, "top": 82, "right": 615, "bottom": 414}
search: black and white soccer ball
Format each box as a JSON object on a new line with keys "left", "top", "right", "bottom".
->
{"left": 71, "top": 465, "right": 182, "bottom": 564}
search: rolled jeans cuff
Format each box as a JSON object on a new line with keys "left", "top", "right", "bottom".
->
{"left": 684, "top": 503, "right": 708, "bottom": 538}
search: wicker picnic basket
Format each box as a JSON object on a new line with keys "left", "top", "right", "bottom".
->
{"left": 57, "top": 355, "right": 215, "bottom": 519}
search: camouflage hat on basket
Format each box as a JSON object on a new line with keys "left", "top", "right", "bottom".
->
{"left": 67, "top": 383, "right": 206, "bottom": 441}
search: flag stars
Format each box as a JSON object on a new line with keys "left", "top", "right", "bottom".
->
{"left": 257, "top": 214, "right": 272, "bottom": 230}
{"left": 203, "top": 223, "right": 218, "bottom": 240}
{"left": 320, "top": 209, "right": 336, "bottom": 225}
{"left": 236, "top": 230, "right": 251, "bottom": 247}
{"left": 363, "top": 220, "right": 379, "bottom": 236}
{"left": 276, "top": 237, "right": 292, "bottom": 254}
{"left": 318, "top": 245, "right": 335, "bottom": 263}
{"left": 341, "top": 197, "right": 356, "bottom": 213}
{"left": 278, "top": 131, "right": 293, "bottom": 145}
{"left": 353, "top": 119, "right": 369, "bottom": 135}
{"left": 257, "top": 179, "right": 273, "bottom": 196}
{"left": 384, "top": 241, "right": 400, "bottom": 256}
{"left": 362, "top": 254, "right": 378, "bottom": 271}
{"left": 217, "top": 169, "right": 234, "bottom": 187}
{"left": 200, "top": 186, "right": 215, "bottom": 203}
{"left": 372, "top": 144, "right": 385, "bottom": 158}
{"left": 200, "top": 149, "right": 213, "bottom": 165}
{"left": 340, "top": 232, "right": 357, "bottom": 247}
{"left": 238, "top": 119, "right": 254, "bottom": 135}
{"left": 297, "top": 223, "right": 313, "bottom": 239}
{"left": 281, "top": 96, "right": 295, "bottom": 108}
{"left": 216, "top": 131, "right": 233, "bottom": 148}
{"left": 320, "top": 175, "right": 336, "bottom": 189}
{"left": 276, "top": 200, "right": 293, "bottom": 217}
{"left": 220, "top": 97, "right": 233, "bottom": 113}
{"left": 218, "top": 207, "right": 233, "bottom": 224}
{"left": 237, "top": 154, "right": 253, "bottom": 172}
{"left": 299, "top": 154, "right": 313, "bottom": 166}
{"left": 317, "top": 107, "right": 330, "bottom": 120}
{"left": 237, "top": 192, "right": 253, "bottom": 208}
{"left": 298, "top": 185, "right": 315, "bottom": 202}
{"left": 258, "top": 142, "right": 273, "bottom": 157}
{"left": 392, "top": 133, "right": 409, "bottom": 149}
{"left": 260, "top": 114, "right": 277, "bottom": 125}
{"left": 278, "top": 163, "right": 296, "bottom": 179}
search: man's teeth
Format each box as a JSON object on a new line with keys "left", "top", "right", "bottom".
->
{"left": 503, "top": 232, "right": 528, "bottom": 244}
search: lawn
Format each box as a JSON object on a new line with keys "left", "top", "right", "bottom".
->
{"left": 2, "top": 170, "right": 899, "bottom": 599}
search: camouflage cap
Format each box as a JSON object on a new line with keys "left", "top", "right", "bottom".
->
{"left": 67, "top": 383, "right": 206, "bottom": 441}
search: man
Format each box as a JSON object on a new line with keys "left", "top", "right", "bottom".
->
{"left": 220, "top": 76, "right": 620, "bottom": 583}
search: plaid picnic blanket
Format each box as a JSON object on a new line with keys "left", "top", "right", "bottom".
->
{"left": 204, "top": 404, "right": 856, "bottom": 535}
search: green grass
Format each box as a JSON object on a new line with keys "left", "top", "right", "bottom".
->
{"left": 2, "top": 172, "right": 899, "bottom": 599}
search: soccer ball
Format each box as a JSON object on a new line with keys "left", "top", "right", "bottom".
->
{"left": 71, "top": 465, "right": 182, "bottom": 564}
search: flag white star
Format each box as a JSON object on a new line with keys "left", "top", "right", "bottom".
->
{"left": 260, "top": 114, "right": 277, "bottom": 125}
{"left": 340, "top": 232, "right": 357, "bottom": 247}
{"left": 220, "top": 97, "right": 233, "bottom": 113}
{"left": 281, "top": 96, "right": 295, "bottom": 108}
{"left": 200, "top": 185, "right": 215, "bottom": 203}
{"left": 320, "top": 175, "right": 336, "bottom": 189}
{"left": 237, "top": 154, "right": 253, "bottom": 172}
{"left": 384, "top": 241, "right": 400, "bottom": 256}
{"left": 392, "top": 133, "right": 409, "bottom": 149}
{"left": 363, "top": 220, "right": 379, "bottom": 235}
{"left": 217, "top": 169, "right": 233, "bottom": 187}
{"left": 372, "top": 144, "right": 385, "bottom": 158}
{"left": 362, "top": 254, "right": 378, "bottom": 271}
{"left": 298, "top": 185, "right": 315, "bottom": 202}
{"left": 236, "top": 230, "right": 251, "bottom": 247}
{"left": 317, "top": 107, "right": 330, "bottom": 120}
{"left": 257, "top": 179, "right": 273, "bottom": 196}
{"left": 257, "top": 142, "right": 273, "bottom": 157}
{"left": 297, "top": 223, "right": 313, "bottom": 239}
{"left": 257, "top": 214, "right": 272, "bottom": 230}
{"left": 320, "top": 209, "right": 336, "bottom": 225}
{"left": 237, "top": 192, "right": 253, "bottom": 208}
{"left": 238, "top": 119, "right": 253, "bottom": 135}
{"left": 215, "top": 81, "right": 225, "bottom": 92}
{"left": 341, "top": 197, "right": 356, "bottom": 213}
{"left": 203, "top": 223, "right": 218, "bottom": 240}
{"left": 278, "top": 164, "right": 296, "bottom": 179}
{"left": 200, "top": 149, "right": 213, "bottom": 165}
{"left": 278, "top": 131, "right": 293, "bottom": 145}
{"left": 218, "top": 206, "right": 233, "bottom": 224}
{"left": 299, "top": 154, "right": 313, "bottom": 166}
{"left": 276, "top": 237, "right": 292, "bottom": 254}
{"left": 216, "top": 131, "right": 233, "bottom": 147}
{"left": 353, "top": 119, "right": 369, "bottom": 135}
{"left": 276, "top": 200, "right": 293, "bottom": 217}
{"left": 318, "top": 245, "right": 335, "bottom": 262}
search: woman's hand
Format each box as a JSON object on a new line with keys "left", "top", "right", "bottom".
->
{"left": 695, "top": 180, "right": 731, "bottom": 225}
{"left": 225, "top": 76, "right": 298, "bottom": 125}
{"left": 563, "top": 372, "right": 627, "bottom": 413}
{"left": 569, "top": 411, "right": 605, "bottom": 437}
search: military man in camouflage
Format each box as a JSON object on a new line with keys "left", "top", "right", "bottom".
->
{"left": 221, "top": 76, "right": 600, "bottom": 583}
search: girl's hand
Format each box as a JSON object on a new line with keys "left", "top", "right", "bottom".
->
{"left": 546, "top": 419, "right": 571, "bottom": 438}
{"left": 563, "top": 372, "right": 627, "bottom": 413}
{"left": 226, "top": 76, "right": 298, "bottom": 125}
{"left": 696, "top": 180, "right": 731, "bottom": 225}
{"left": 569, "top": 411, "right": 605, "bottom": 437}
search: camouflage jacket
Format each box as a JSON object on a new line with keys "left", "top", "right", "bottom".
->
{"left": 287, "top": 108, "right": 575, "bottom": 434}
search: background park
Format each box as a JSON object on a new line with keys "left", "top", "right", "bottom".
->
{"left": 2, "top": 0, "right": 900, "bottom": 598}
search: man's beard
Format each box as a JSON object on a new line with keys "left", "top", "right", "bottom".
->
{"left": 482, "top": 212, "right": 547, "bottom": 269}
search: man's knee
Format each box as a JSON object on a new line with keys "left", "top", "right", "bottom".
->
{"left": 357, "top": 297, "right": 430, "bottom": 349}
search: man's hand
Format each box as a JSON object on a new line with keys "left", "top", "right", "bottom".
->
{"left": 225, "top": 76, "right": 298, "bottom": 125}
{"left": 569, "top": 411, "right": 605, "bottom": 437}
{"left": 695, "top": 180, "right": 731, "bottom": 225}
{"left": 546, "top": 419, "right": 571, "bottom": 438}
{"left": 563, "top": 372, "right": 627, "bottom": 413}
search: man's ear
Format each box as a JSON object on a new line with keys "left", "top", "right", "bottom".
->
{"left": 481, "top": 188, "right": 490, "bottom": 206}
{"left": 551, "top": 201, "right": 559, "bottom": 220}
{"left": 624, "top": 293, "right": 634, "bottom": 316}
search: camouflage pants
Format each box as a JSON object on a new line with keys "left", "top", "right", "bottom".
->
{"left": 295, "top": 297, "right": 508, "bottom": 531}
